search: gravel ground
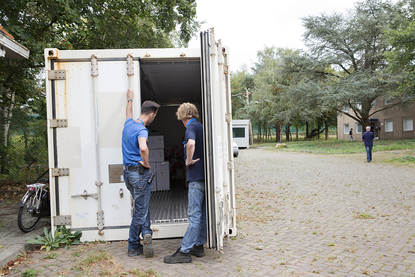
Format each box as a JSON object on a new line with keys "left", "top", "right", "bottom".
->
{"left": 4, "top": 148, "right": 415, "bottom": 276}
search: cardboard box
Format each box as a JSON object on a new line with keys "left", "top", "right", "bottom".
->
{"left": 150, "top": 163, "right": 157, "bottom": 192}
{"left": 148, "top": 136, "right": 164, "bottom": 150}
{"left": 156, "top": 162, "right": 170, "bottom": 191}
{"left": 149, "top": 149, "right": 164, "bottom": 162}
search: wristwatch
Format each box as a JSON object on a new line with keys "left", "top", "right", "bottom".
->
{"left": 127, "top": 98, "right": 133, "bottom": 102}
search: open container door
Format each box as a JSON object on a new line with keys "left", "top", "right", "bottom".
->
{"left": 201, "top": 29, "right": 236, "bottom": 250}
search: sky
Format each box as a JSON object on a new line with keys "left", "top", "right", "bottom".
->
{"left": 188, "top": 0, "right": 361, "bottom": 72}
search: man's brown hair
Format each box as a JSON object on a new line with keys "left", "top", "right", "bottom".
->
{"left": 141, "top": 100, "right": 160, "bottom": 115}
{"left": 176, "top": 103, "right": 199, "bottom": 121}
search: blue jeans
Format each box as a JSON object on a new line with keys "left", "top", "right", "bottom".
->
{"left": 123, "top": 167, "right": 153, "bottom": 251}
{"left": 181, "top": 181, "right": 207, "bottom": 253}
{"left": 365, "top": 145, "right": 373, "bottom": 162}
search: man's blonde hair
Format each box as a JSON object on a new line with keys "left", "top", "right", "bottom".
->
{"left": 176, "top": 102, "right": 199, "bottom": 121}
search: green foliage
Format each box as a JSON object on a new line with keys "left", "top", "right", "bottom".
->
{"left": 0, "top": 0, "right": 198, "bottom": 181}
{"left": 231, "top": 69, "right": 254, "bottom": 118}
{"left": 301, "top": 0, "right": 412, "bottom": 127}
{"left": 232, "top": 0, "right": 415, "bottom": 140}
{"left": 28, "top": 226, "right": 82, "bottom": 252}
{"left": 386, "top": 0, "right": 415, "bottom": 96}
{"left": 21, "top": 269, "right": 39, "bottom": 277}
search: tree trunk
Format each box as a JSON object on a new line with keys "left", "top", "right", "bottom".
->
{"left": 258, "top": 124, "right": 262, "bottom": 142}
{"left": 249, "top": 122, "right": 254, "bottom": 145}
{"left": 285, "top": 123, "right": 290, "bottom": 142}
{"left": 305, "top": 121, "right": 309, "bottom": 139}
{"left": 317, "top": 120, "right": 321, "bottom": 139}
{"left": 324, "top": 120, "right": 329, "bottom": 140}
{"left": 275, "top": 123, "right": 281, "bottom": 143}
{"left": 296, "top": 126, "right": 299, "bottom": 140}
{"left": 1, "top": 89, "right": 15, "bottom": 174}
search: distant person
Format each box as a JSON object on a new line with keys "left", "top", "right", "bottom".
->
{"left": 122, "top": 89, "right": 160, "bottom": 258}
{"left": 164, "top": 103, "right": 206, "bottom": 264}
{"left": 349, "top": 128, "right": 353, "bottom": 141}
{"left": 362, "top": 126, "right": 375, "bottom": 162}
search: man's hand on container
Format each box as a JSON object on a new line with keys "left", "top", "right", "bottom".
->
{"left": 127, "top": 89, "right": 134, "bottom": 101}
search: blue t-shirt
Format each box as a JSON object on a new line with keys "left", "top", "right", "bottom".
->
{"left": 122, "top": 118, "right": 148, "bottom": 166}
{"left": 184, "top": 119, "right": 205, "bottom": 182}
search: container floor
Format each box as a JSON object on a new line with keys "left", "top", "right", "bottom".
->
{"left": 149, "top": 188, "right": 188, "bottom": 224}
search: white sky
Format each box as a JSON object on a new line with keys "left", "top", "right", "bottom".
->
{"left": 188, "top": 0, "right": 360, "bottom": 72}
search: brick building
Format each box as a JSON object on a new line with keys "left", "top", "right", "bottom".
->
{"left": 337, "top": 96, "right": 415, "bottom": 140}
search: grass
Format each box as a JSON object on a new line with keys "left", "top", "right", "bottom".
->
{"left": 129, "top": 269, "right": 159, "bottom": 277}
{"left": 80, "top": 251, "right": 110, "bottom": 267}
{"left": 21, "top": 269, "right": 40, "bottom": 277}
{"left": 356, "top": 213, "right": 376, "bottom": 219}
{"left": 387, "top": 155, "right": 415, "bottom": 165}
{"left": 44, "top": 252, "right": 57, "bottom": 259}
{"left": 253, "top": 138, "right": 415, "bottom": 154}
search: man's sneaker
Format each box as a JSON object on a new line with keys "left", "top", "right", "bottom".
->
{"left": 190, "top": 244, "right": 205, "bottom": 257}
{"left": 127, "top": 246, "right": 143, "bottom": 257}
{"left": 163, "top": 248, "right": 192, "bottom": 264}
{"left": 143, "top": 234, "right": 154, "bottom": 258}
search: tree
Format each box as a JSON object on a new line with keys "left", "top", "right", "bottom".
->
{"left": 0, "top": 0, "right": 198, "bottom": 177}
{"left": 302, "top": 0, "right": 410, "bottom": 128}
{"left": 386, "top": 0, "right": 415, "bottom": 96}
{"left": 230, "top": 69, "right": 254, "bottom": 118}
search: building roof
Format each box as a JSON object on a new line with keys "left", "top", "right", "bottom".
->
{"left": 0, "top": 25, "right": 30, "bottom": 59}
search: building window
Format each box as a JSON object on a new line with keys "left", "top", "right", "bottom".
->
{"left": 344, "top": 124, "right": 350, "bottom": 135}
{"left": 356, "top": 104, "right": 362, "bottom": 111}
{"left": 233, "top": 127, "right": 245, "bottom": 138}
{"left": 403, "top": 118, "right": 414, "bottom": 132}
{"left": 384, "top": 97, "right": 393, "bottom": 105}
{"left": 371, "top": 99, "right": 376, "bottom": 107}
{"left": 385, "top": 119, "right": 393, "bottom": 132}
{"left": 355, "top": 123, "right": 362, "bottom": 134}
{"left": 343, "top": 106, "right": 349, "bottom": 112}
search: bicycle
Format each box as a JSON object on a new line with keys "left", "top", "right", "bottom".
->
{"left": 17, "top": 170, "right": 50, "bottom": 233}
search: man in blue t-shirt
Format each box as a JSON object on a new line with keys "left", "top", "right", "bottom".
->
{"left": 122, "top": 89, "right": 160, "bottom": 258}
{"left": 164, "top": 103, "right": 206, "bottom": 264}
{"left": 362, "top": 126, "right": 375, "bottom": 162}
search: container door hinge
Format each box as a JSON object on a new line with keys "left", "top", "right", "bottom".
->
{"left": 48, "top": 70, "right": 66, "bottom": 80}
{"left": 91, "top": 55, "right": 99, "bottom": 77}
{"left": 53, "top": 215, "right": 71, "bottom": 226}
{"left": 51, "top": 168, "right": 69, "bottom": 177}
{"left": 127, "top": 54, "right": 134, "bottom": 76}
{"left": 225, "top": 113, "right": 231, "bottom": 123}
{"left": 97, "top": 210, "right": 104, "bottom": 231}
{"left": 49, "top": 119, "right": 68, "bottom": 128}
{"left": 224, "top": 65, "right": 229, "bottom": 75}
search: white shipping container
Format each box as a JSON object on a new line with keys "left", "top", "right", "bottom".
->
{"left": 44, "top": 29, "right": 236, "bottom": 250}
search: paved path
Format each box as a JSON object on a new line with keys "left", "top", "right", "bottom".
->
{"left": 0, "top": 200, "right": 49, "bottom": 269}
{"left": 4, "top": 149, "right": 415, "bottom": 276}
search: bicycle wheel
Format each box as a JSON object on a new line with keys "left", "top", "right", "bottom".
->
{"left": 18, "top": 194, "right": 41, "bottom": 233}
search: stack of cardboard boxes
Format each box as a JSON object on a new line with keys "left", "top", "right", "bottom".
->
{"left": 148, "top": 136, "right": 170, "bottom": 191}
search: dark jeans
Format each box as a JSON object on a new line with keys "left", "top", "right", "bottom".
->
{"left": 365, "top": 145, "right": 373, "bottom": 162}
{"left": 123, "top": 167, "right": 152, "bottom": 251}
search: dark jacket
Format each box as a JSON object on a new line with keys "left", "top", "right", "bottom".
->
{"left": 362, "top": 131, "right": 374, "bottom": 147}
